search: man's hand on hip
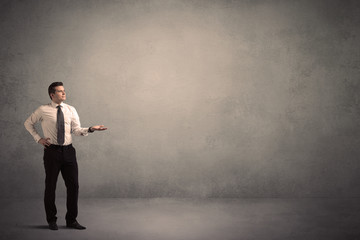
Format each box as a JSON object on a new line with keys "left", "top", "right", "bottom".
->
{"left": 38, "top": 138, "right": 51, "bottom": 148}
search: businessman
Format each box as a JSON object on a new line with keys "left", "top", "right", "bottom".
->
{"left": 24, "top": 82, "right": 107, "bottom": 230}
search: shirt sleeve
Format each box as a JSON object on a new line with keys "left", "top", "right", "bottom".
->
{"left": 24, "top": 107, "right": 43, "bottom": 143}
{"left": 70, "top": 107, "right": 89, "bottom": 136}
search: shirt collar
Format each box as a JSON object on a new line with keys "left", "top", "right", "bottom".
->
{"left": 51, "top": 101, "right": 64, "bottom": 108}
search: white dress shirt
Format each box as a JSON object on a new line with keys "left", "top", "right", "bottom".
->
{"left": 24, "top": 101, "right": 89, "bottom": 145}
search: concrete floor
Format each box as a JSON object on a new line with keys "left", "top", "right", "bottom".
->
{"left": 0, "top": 198, "right": 359, "bottom": 240}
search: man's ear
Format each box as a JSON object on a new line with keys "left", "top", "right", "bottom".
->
{"left": 50, "top": 93, "right": 54, "bottom": 100}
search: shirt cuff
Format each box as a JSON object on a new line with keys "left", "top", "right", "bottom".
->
{"left": 81, "top": 128, "right": 89, "bottom": 136}
{"left": 34, "top": 135, "right": 42, "bottom": 143}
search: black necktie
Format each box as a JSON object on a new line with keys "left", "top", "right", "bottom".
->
{"left": 57, "top": 105, "right": 65, "bottom": 145}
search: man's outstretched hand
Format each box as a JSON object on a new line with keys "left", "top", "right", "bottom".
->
{"left": 90, "top": 125, "right": 108, "bottom": 131}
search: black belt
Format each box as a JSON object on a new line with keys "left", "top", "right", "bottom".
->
{"left": 47, "top": 144, "right": 73, "bottom": 150}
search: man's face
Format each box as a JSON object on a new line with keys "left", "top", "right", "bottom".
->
{"left": 51, "top": 86, "right": 66, "bottom": 103}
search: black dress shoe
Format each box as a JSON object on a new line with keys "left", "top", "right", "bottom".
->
{"left": 49, "top": 222, "right": 58, "bottom": 230}
{"left": 66, "top": 221, "right": 86, "bottom": 230}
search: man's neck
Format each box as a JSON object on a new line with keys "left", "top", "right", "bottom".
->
{"left": 52, "top": 100, "right": 63, "bottom": 105}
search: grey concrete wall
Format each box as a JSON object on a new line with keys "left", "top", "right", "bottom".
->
{"left": 1, "top": 0, "right": 360, "bottom": 198}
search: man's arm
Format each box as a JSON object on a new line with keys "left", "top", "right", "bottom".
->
{"left": 71, "top": 107, "right": 90, "bottom": 136}
{"left": 70, "top": 107, "right": 107, "bottom": 136}
{"left": 24, "top": 107, "right": 51, "bottom": 147}
{"left": 24, "top": 107, "right": 43, "bottom": 143}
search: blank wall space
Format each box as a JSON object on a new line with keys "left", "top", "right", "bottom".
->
{"left": 1, "top": 0, "right": 360, "bottom": 198}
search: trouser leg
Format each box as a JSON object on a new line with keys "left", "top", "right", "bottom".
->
{"left": 61, "top": 145, "right": 79, "bottom": 224}
{"left": 43, "top": 148, "right": 61, "bottom": 223}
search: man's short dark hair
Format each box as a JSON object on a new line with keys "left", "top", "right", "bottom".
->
{"left": 48, "top": 82, "right": 63, "bottom": 100}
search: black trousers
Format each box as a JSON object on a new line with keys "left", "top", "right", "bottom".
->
{"left": 43, "top": 144, "right": 79, "bottom": 224}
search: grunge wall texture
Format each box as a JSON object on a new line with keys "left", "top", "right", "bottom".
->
{"left": 1, "top": 0, "right": 360, "bottom": 198}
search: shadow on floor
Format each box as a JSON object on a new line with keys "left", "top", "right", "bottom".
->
{"left": 21, "top": 225, "right": 76, "bottom": 230}
{"left": 21, "top": 225, "right": 48, "bottom": 230}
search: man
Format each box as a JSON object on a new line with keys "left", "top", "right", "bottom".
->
{"left": 24, "top": 82, "right": 107, "bottom": 230}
